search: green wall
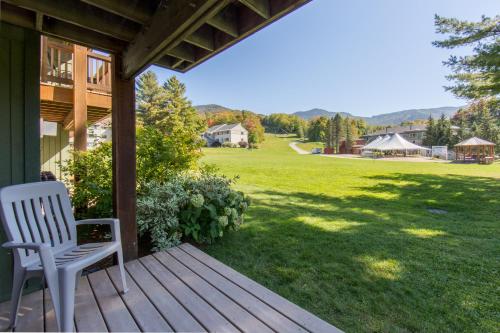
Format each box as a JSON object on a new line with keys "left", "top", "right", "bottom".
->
{"left": 0, "top": 23, "right": 40, "bottom": 301}
{"left": 41, "top": 124, "right": 70, "bottom": 179}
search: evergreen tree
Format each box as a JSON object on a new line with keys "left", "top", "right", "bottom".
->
{"left": 423, "top": 115, "right": 436, "bottom": 146}
{"left": 156, "top": 76, "right": 206, "bottom": 168}
{"left": 344, "top": 117, "right": 353, "bottom": 153}
{"left": 136, "top": 71, "right": 166, "bottom": 126}
{"left": 333, "top": 113, "right": 343, "bottom": 153}
{"left": 433, "top": 15, "right": 500, "bottom": 99}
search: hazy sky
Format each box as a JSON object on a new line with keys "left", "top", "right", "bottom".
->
{"left": 151, "top": 0, "right": 500, "bottom": 116}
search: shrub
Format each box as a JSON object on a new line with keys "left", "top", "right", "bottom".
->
{"left": 137, "top": 172, "right": 250, "bottom": 251}
{"left": 238, "top": 141, "right": 248, "bottom": 148}
{"left": 221, "top": 141, "right": 235, "bottom": 148}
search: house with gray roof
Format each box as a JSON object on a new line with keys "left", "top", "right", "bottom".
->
{"left": 203, "top": 123, "right": 249, "bottom": 146}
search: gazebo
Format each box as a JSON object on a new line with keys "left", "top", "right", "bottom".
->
{"left": 454, "top": 137, "right": 496, "bottom": 164}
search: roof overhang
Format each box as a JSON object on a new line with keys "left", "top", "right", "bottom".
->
{"left": 1, "top": 0, "right": 310, "bottom": 78}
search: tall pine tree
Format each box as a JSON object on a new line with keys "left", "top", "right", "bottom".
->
{"left": 136, "top": 71, "right": 166, "bottom": 126}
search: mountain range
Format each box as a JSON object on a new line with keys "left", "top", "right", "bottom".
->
{"left": 195, "top": 104, "right": 462, "bottom": 126}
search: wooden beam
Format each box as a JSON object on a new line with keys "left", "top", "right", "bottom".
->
{"left": 184, "top": 25, "right": 215, "bottom": 51}
{"left": 42, "top": 18, "right": 127, "bottom": 53}
{"left": 80, "top": 0, "right": 153, "bottom": 25}
{"left": 0, "top": 2, "right": 36, "bottom": 29}
{"left": 182, "top": 0, "right": 311, "bottom": 72}
{"left": 73, "top": 45, "right": 88, "bottom": 151}
{"left": 111, "top": 54, "right": 137, "bottom": 261}
{"left": 166, "top": 43, "right": 195, "bottom": 63}
{"left": 239, "top": 0, "right": 270, "bottom": 19}
{"left": 3, "top": 0, "right": 139, "bottom": 41}
{"left": 35, "top": 12, "right": 44, "bottom": 31}
{"left": 63, "top": 110, "right": 74, "bottom": 130}
{"left": 122, "top": 0, "right": 226, "bottom": 79}
{"left": 207, "top": 5, "right": 239, "bottom": 38}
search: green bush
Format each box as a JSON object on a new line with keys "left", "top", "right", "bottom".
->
{"left": 61, "top": 143, "right": 113, "bottom": 220}
{"left": 137, "top": 172, "right": 250, "bottom": 251}
{"left": 61, "top": 125, "right": 202, "bottom": 220}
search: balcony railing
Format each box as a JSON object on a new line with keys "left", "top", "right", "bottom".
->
{"left": 41, "top": 37, "right": 112, "bottom": 94}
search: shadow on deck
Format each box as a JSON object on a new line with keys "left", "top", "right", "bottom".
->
{"left": 0, "top": 243, "right": 340, "bottom": 332}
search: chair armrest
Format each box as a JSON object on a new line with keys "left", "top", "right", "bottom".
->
{"left": 3, "top": 241, "right": 51, "bottom": 251}
{"left": 75, "top": 218, "right": 121, "bottom": 242}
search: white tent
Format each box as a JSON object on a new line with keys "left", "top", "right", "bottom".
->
{"left": 362, "top": 136, "right": 383, "bottom": 150}
{"left": 376, "top": 133, "right": 429, "bottom": 151}
{"left": 362, "top": 133, "right": 429, "bottom": 157}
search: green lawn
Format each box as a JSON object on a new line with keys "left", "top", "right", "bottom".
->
{"left": 296, "top": 139, "right": 324, "bottom": 152}
{"left": 201, "top": 135, "right": 500, "bottom": 333}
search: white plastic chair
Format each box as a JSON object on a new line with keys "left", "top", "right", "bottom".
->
{"left": 0, "top": 181, "right": 128, "bottom": 332}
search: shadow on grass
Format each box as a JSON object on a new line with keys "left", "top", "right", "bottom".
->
{"left": 205, "top": 173, "right": 500, "bottom": 332}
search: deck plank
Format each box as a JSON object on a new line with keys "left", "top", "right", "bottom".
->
{"left": 179, "top": 243, "right": 342, "bottom": 333}
{"left": 74, "top": 276, "right": 108, "bottom": 332}
{"left": 43, "top": 287, "right": 58, "bottom": 332}
{"left": 124, "top": 259, "right": 205, "bottom": 332}
{"left": 168, "top": 247, "right": 308, "bottom": 333}
{"left": 154, "top": 251, "right": 273, "bottom": 333}
{"left": 15, "top": 289, "right": 44, "bottom": 332}
{"left": 139, "top": 255, "right": 238, "bottom": 333}
{"left": 0, "top": 292, "right": 12, "bottom": 332}
{"left": 87, "top": 269, "right": 140, "bottom": 332}
{"left": 106, "top": 265, "right": 172, "bottom": 332}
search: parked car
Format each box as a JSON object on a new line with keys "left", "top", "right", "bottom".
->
{"left": 311, "top": 148, "right": 322, "bottom": 154}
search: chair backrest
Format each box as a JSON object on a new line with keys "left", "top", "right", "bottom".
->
{"left": 0, "top": 181, "right": 76, "bottom": 266}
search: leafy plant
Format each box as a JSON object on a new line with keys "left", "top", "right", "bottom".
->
{"left": 137, "top": 172, "right": 250, "bottom": 251}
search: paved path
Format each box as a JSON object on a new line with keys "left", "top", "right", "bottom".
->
{"left": 289, "top": 142, "right": 450, "bottom": 163}
{"left": 289, "top": 142, "right": 310, "bottom": 154}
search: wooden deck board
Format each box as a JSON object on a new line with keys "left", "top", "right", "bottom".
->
{"left": 87, "top": 269, "right": 140, "bottom": 332}
{"left": 167, "top": 246, "right": 308, "bottom": 333}
{"left": 0, "top": 243, "right": 341, "bottom": 332}
{"left": 106, "top": 265, "right": 172, "bottom": 332}
{"left": 154, "top": 251, "right": 273, "bottom": 333}
{"left": 139, "top": 255, "right": 237, "bottom": 333}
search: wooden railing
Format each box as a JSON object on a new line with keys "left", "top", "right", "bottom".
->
{"left": 41, "top": 37, "right": 112, "bottom": 94}
{"left": 41, "top": 37, "right": 74, "bottom": 85}
{"left": 87, "top": 52, "right": 112, "bottom": 94}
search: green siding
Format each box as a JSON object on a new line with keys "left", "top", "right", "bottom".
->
{"left": 0, "top": 23, "right": 40, "bottom": 301}
{"left": 41, "top": 124, "right": 70, "bottom": 179}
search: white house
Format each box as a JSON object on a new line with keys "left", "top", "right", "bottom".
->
{"left": 203, "top": 123, "right": 249, "bottom": 146}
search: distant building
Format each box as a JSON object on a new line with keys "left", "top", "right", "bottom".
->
{"left": 362, "top": 125, "right": 460, "bottom": 146}
{"left": 203, "top": 123, "right": 248, "bottom": 146}
{"left": 339, "top": 139, "right": 366, "bottom": 154}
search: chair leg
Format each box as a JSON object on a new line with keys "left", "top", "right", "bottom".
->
{"left": 75, "top": 270, "right": 82, "bottom": 291}
{"left": 9, "top": 267, "right": 26, "bottom": 329}
{"left": 117, "top": 249, "right": 129, "bottom": 294}
{"left": 59, "top": 271, "right": 76, "bottom": 333}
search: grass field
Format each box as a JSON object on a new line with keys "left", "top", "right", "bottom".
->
{"left": 296, "top": 140, "right": 324, "bottom": 152}
{"left": 201, "top": 135, "right": 500, "bottom": 333}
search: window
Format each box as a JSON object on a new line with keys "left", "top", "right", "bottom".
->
{"left": 241, "top": 131, "right": 244, "bottom": 135}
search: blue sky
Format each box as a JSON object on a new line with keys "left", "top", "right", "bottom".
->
{"left": 151, "top": 0, "right": 500, "bottom": 117}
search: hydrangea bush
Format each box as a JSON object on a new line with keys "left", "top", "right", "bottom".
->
{"left": 137, "top": 172, "right": 250, "bottom": 251}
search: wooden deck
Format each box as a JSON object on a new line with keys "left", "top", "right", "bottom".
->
{"left": 0, "top": 243, "right": 341, "bottom": 332}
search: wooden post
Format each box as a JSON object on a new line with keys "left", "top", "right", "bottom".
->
{"left": 111, "top": 53, "right": 137, "bottom": 261}
{"left": 73, "top": 45, "right": 88, "bottom": 151}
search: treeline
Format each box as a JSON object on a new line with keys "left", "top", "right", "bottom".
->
{"left": 262, "top": 113, "right": 308, "bottom": 138}
{"left": 308, "top": 114, "right": 368, "bottom": 153}
{"left": 203, "top": 110, "right": 265, "bottom": 144}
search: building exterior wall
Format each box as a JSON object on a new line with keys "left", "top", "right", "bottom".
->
{"left": 0, "top": 23, "right": 41, "bottom": 301}
{"left": 40, "top": 123, "right": 70, "bottom": 180}
{"left": 205, "top": 124, "right": 248, "bottom": 145}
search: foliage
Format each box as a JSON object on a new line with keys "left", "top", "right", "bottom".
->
{"left": 61, "top": 143, "right": 113, "bottom": 220}
{"left": 423, "top": 114, "right": 456, "bottom": 148}
{"left": 136, "top": 71, "right": 166, "bottom": 127}
{"left": 137, "top": 173, "right": 250, "bottom": 250}
{"left": 202, "top": 134, "right": 500, "bottom": 333}
{"left": 433, "top": 15, "right": 500, "bottom": 100}
{"left": 262, "top": 113, "right": 308, "bottom": 138}
{"left": 222, "top": 142, "right": 238, "bottom": 148}
{"left": 307, "top": 116, "right": 328, "bottom": 142}
{"left": 452, "top": 98, "right": 500, "bottom": 150}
